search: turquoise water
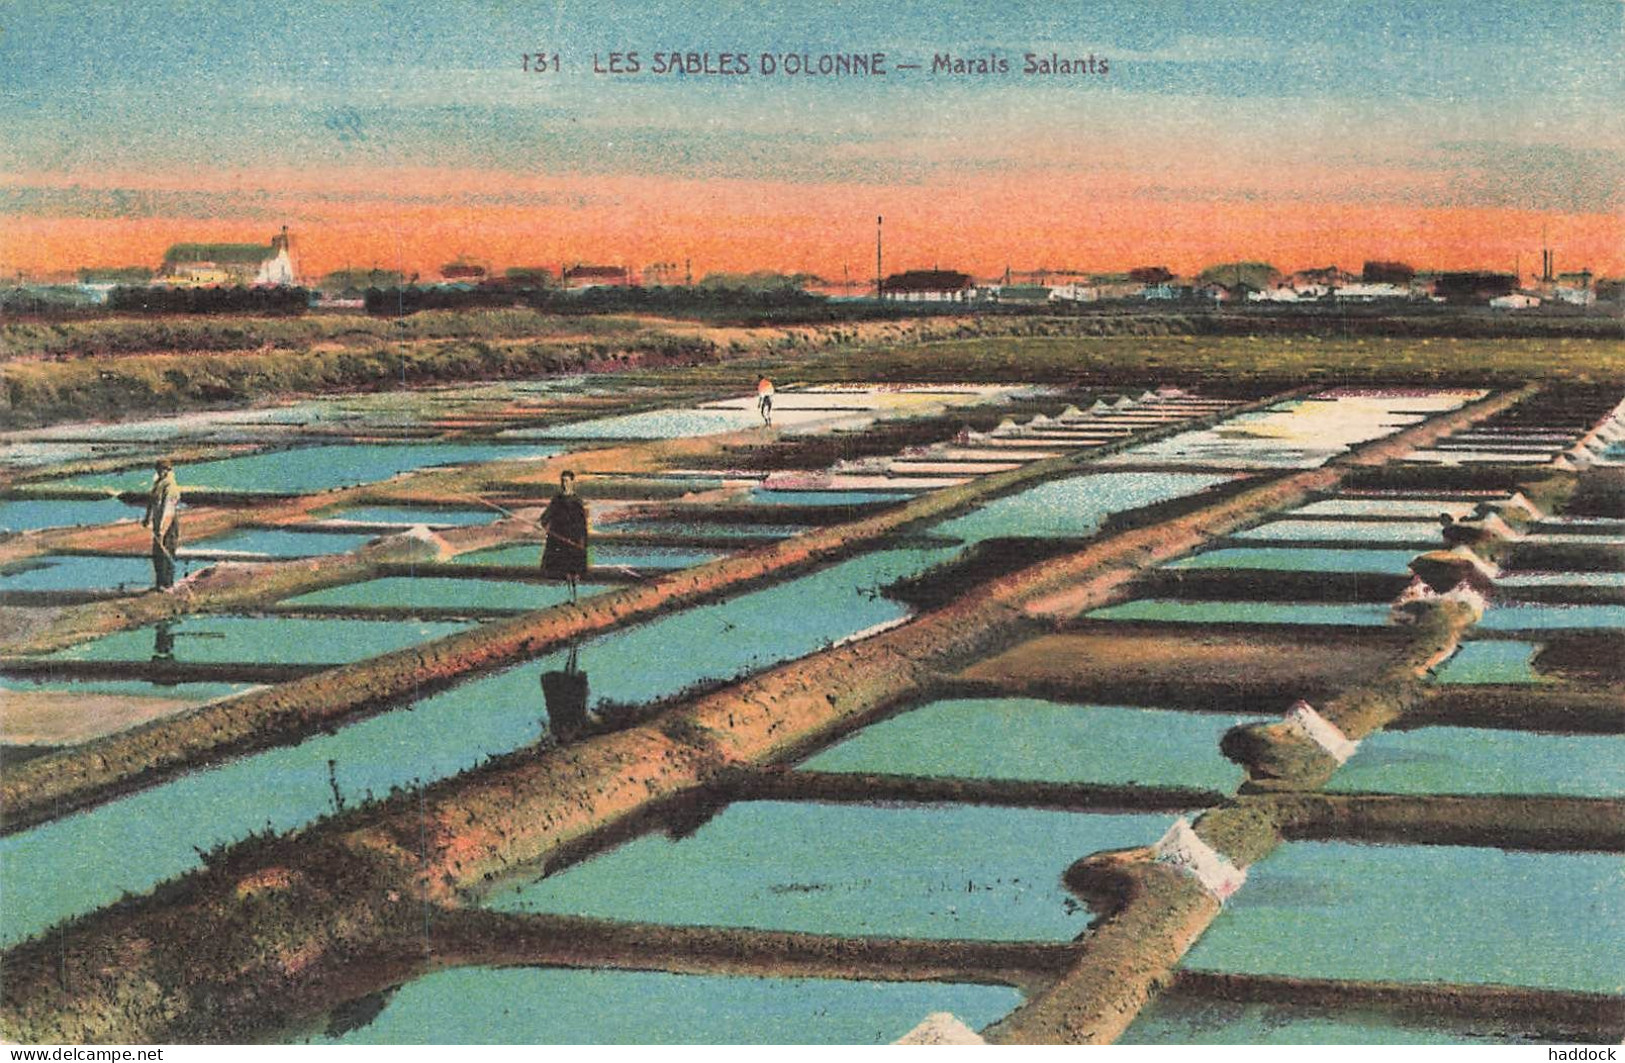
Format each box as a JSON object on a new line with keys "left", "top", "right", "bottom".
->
{"left": 0, "top": 649, "right": 552, "bottom": 947}
{"left": 1183, "top": 842, "right": 1624, "bottom": 993}
{"left": 0, "top": 546, "right": 948, "bottom": 946}
{"left": 1289, "top": 500, "right": 1483, "bottom": 520}
{"left": 601, "top": 520, "right": 811, "bottom": 539}
{"left": 930, "top": 472, "right": 1231, "bottom": 545}
{"left": 312, "top": 505, "right": 498, "bottom": 527}
{"left": 281, "top": 577, "right": 612, "bottom": 612}
{"left": 46, "top": 616, "right": 472, "bottom": 666}
{"left": 749, "top": 489, "right": 917, "bottom": 506}
{"left": 0, "top": 498, "right": 141, "bottom": 533}
{"left": 1121, "top": 993, "right": 1544, "bottom": 1045}
{"left": 189, "top": 528, "right": 377, "bottom": 557}
{"left": 414, "top": 544, "right": 957, "bottom": 725}
{"left": 1087, "top": 600, "right": 1392, "bottom": 626}
{"left": 1235, "top": 521, "right": 1442, "bottom": 544}
{"left": 1166, "top": 548, "right": 1419, "bottom": 574}
{"left": 0, "top": 555, "right": 155, "bottom": 592}
{"left": 449, "top": 542, "right": 729, "bottom": 569}
{"left": 530, "top": 408, "right": 757, "bottom": 439}
{"left": 1431, "top": 641, "right": 1543, "bottom": 685}
{"left": 1498, "top": 572, "right": 1625, "bottom": 588}
{"left": 309, "top": 968, "right": 1023, "bottom": 1045}
{"left": 801, "top": 698, "right": 1249, "bottom": 794}
{"left": 1, "top": 676, "right": 253, "bottom": 701}
{"left": 1477, "top": 603, "right": 1625, "bottom": 631}
{"left": 487, "top": 801, "right": 1173, "bottom": 942}
{"left": 47, "top": 443, "right": 564, "bottom": 495}
{"left": 1329, "top": 727, "right": 1623, "bottom": 797}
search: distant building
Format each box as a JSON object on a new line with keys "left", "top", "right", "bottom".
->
{"left": 1145, "top": 281, "right": 1207, "bottom": 301}
{"left": 564, "top": 265, "right": 631, "bottom": 289}
{"left": 1247, "top": 286, "right": 1304, "bottom": 303}
{"left": 881, "top": 270, "right": 975, "bottom": 302}
{"left": 991, "top": 284, "right": 1052, "bottom": 305}
{"left": 1289, "top": 266, "right": 1356, "bottom": 290}
{"left": 1049, "top": 282, "right": 1098, "bottom": 303}
{"left": 159, "top": 227, "right": 296, "bottom": 286}
{"left": 1434, "top": 272, "right": 1517, "bottom": 305}
{"left": 440, "top": 260, "right": 488, "bottom": 282}
{"left": 1333, "top": 282, "right": 1410, "bottom": 302}
{"left": 1088, "top": 274, "right": 1145, "bottom": 301}
{"left": 1551, "top": 270, "right": 1596, "bottom": 306}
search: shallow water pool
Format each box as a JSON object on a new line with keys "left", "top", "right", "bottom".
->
{"left": 930, "top": 471, "right": 1231, "bottom": 545}
{"left": 448, "top": 542, "right": 728, "bottom": 569}
{"left": 1328, "top": 727, "right": 1623, "bottom": 798}
{"left": 1182, "top": 841, "right": 1623, "bottom": 993}
{"left": 0, "top": 554, "right": 156, "bottom": 593}
{"left": 1476, "top": 603, "right": 1625, "bottom": 631}
{"left": 48, "top": 443, "right": 564, "bottom": 495}
{"left": 309, "top": 967, "right": 1022, "bottom": 1045}
{"left": 188, "top": 527, "right": 378, "bottom": 558}
{"left": 600, "top": 519, "right": 811, "bottom": 539}
{"left": 0, "top": 498, "right": 141, "bottom": 534}
{"left": 1430, "top": 641, "right": 1544, "bottom": 685}
{"left": 801, "top": 698, "right": 1249, "bottom": 794}
{"left": 1235, "top": 520, "right": 1443, "bottom": 545}
{"left": 45, "top": 615, "right": 472, "bottom": 666}
{"left": 486, "top": 800, "right": 1173, "bottom": 942}
{"left": 311, "top": 505, "right": 499, "bottom": 527}
{"left": 748, "top": 488, "right": 917, "bottom": 506}
{"left": 1165, "top": 548, "right": 1419, "bottom": 575}
{"left": 280, "top": 577, "right": 612, "bottom": 612}
{"left": 1087, "top": 600, "right": 1392, "bottom": 627}
{"left": 1289, "top": 499, "right": 1483, "bottom": 520}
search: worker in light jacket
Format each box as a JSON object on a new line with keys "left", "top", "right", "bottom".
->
{"left": 140, "top": 459, "right": 181, "bottom": 590}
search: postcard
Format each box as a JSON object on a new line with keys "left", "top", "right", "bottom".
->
{"left": 1, "top": 0, "right": 1621, "bottom": 1049}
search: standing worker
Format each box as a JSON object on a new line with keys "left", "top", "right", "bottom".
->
{"left": 539, "top": 470, "right": 588, "bottom": 601}
{"left": 140, "top": 459, "right": 181, "bottom": 590}
{"left": 756, "top": 375, "right": 775, "bottom": 427}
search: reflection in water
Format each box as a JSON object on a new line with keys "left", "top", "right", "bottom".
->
{"left": 152, "top": 620, "right": 175, "bottom": 662}
{"left": 322, "top": 987, "right": 398, "bottom": 1041}
{"left": 540, "top": 646, "right": 592, "bottom": 744}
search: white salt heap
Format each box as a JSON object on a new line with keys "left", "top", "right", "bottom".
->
{"left": 895, "top": 1013, "right": 986, "bottom": 1045}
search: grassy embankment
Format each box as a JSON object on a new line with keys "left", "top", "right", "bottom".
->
{"left": 7, "top": 310, "right": 1622, "bottom": 429}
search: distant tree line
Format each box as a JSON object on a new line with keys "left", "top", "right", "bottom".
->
{"left": 106, "top": 285, "right": 312, "bottom": 315}
{"left": 362, "top": 283, "right": 849, "bottom": 319}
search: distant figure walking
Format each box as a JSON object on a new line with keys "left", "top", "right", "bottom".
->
{"left": 140, "top": 459, "right": 181, "bottom": 590}
{"left": 539, "top": 470, "right": 588, "bottom": 601}
{"left": 756, "top": 375, "right": 775, "bottom": 427}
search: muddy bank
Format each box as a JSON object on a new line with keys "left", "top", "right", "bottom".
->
{"left": 987, "top": 854, "right": 1218, "bottom": 1044}
{"left": 1271, "top": 792, "right": 1625, "bottom": 853}
{"left": 954, "top": 628, "right": 1413, "bottom": 711}
{"left": 1409, "top": 686, "right": 1624, "bottom": 734}
{"left": 732, "top": 769, "right": 1224, "bottom": 814}
{"left": 428, "top": 909, "right": 1074, "bottom": 996}
{"left": 1218, "top": 603, "right": 1479, "bottom": 790}
{"left": 1172, "top": 971, "right": 1624, "bottom": 1043}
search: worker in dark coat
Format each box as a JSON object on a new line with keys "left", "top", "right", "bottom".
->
{"left": 539, "top": 470, "right": 588, "bottom": 600}
{"left": 140, "top": 459, "right": 181, "bottom": 590}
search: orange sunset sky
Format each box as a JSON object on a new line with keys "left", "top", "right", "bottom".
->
{"left": 3, "top": 1, "right": 1621, "bottom": 282}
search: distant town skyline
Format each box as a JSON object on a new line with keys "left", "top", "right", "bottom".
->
{"left": 3, "top": 1, "right": 1621, "bottom": 280}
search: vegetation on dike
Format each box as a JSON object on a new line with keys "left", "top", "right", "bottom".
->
{"left": 3, "top": 310, "right": 1621, "bottom": 429}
